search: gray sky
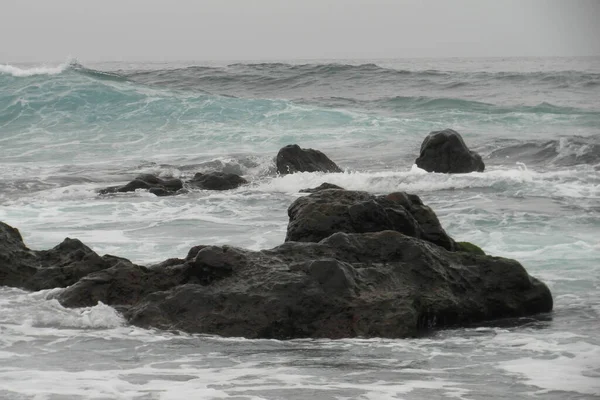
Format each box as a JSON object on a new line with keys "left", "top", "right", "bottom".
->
{"left": 2, "top": 0, "right": 599, "bottom": 63}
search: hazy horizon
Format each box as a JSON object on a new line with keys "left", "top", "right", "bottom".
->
{"left": 2, "top": 0, "right": 599, "bottom": 64}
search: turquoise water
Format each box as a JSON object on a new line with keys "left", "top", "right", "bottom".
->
{"left": 0, "top": 57, "right": 599, "bottom": 399}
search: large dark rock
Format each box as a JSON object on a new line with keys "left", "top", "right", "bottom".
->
{"left": 286, "top": 189, "right": 456, "bottom": 251}
{"left": 0, "top": 189, "right": 553, "bottom": 339}
{"left": 276, "top": 144, "right": 342, "bottom": 175}
{"left": 123, "top": 231, "right": 552, "bottom": 338}
{"left": 0, "top": 222, "right": 114, "bottom": 291}
{"left": 99, "top": 174, "right": 184, "bottom": 196}
{"left": 188, "top": 172, "right": 248, "bottom": 190}
{"left": 415, "top": 129, "right": 485, "bottom": 173}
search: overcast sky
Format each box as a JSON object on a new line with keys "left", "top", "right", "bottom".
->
{"left": 2, "top": 0, "right": 599, "bottom": 63}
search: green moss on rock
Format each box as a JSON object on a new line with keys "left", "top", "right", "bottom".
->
{"left": 456, "top": 241, "right": 486, "bottom": 255}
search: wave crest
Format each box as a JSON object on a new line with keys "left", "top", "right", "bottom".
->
{"left": 0, "top": 58, "right": 81, "bottom": 77}
{"left": 488, "top": 135, "right": 600, "bottom": 167}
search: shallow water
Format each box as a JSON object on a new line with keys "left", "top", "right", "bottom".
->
{"left": 1, "top": 57, "right": 599, "bottom": 399}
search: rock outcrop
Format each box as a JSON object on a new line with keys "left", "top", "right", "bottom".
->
{"left": 53, "top": 230, "right": 551, "bottom": 339}
{"left": 188, "top": 172, "right": 248, "bottom": 191}
{"left": 0, "top": 189, "right": 553, "bottom": 339}
{"left": 415, "top": 129, "right": 485, "bottom": 173}
{"left": 276, "top": 144, "right": 342, "bottom": 175}
{"left": 0, "top": 222, "right": 115, "bottom": 291}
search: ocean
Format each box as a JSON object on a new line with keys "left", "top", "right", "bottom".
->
{"left": 0, "top": 57, "right": 599, "bottom": 399}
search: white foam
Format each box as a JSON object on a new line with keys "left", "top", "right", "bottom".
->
{"left": 253, "top": 164, "right": 597, "bottom": 201}
{"left": 0, "top": 288, "right": 125, "bottom": 330}
{"left": 500, "top": 353, "right": 600, "bottom": 396}
{"left": 0, "top": 58, "right": 77, "bottom": 77}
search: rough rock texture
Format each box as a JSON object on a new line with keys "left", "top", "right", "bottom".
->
{"left": 415, "top": 129, "right": 485, "bottom": 173}
{"left": 188, "top": 172, "right": 248, "bottom": 191}
{"left": 99, "top": 174, "right": 184, "bottom": 196}
{"left": 56, "top": 230, "right": 550, "bottom": 339}
{"left": 286, "top": 189, "right": 456, "bottom": 251}
{"left": 456, "top": 241, "right": 486, "bottom": 255}
{"left": 0, "top": 222, "right": 114, "bottom": 291}
{"left": 300, "top": 183, "right": 345, "bottom": 193}
{"left": 276, "top": 144, "right": 342, "bottom": 175}
{"left": 0, "top": 188, "right": 553, "bottom": 339}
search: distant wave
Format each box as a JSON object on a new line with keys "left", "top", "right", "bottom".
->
{"left": 0, "top": 60, "right": 76, "bottom": 77}
{"left": 122, "top": 62, "right": 600, "bottom": 89}
{"left": 0, "top": 59, "right": 126, "bottom": 82}
{"left": 1, "top": 60, "right": 599, "bottom": 157}
{"left": 488, "top": 135, "right": 600, "bottom": 167}
{"left": 3, "top": 60, "right": 599, "bottom": 85}
{"left": 304, "top": 96, "right": 600, "bottom": 117}
{"left": 1, "top": 60, "right": 599, "bottom": 136}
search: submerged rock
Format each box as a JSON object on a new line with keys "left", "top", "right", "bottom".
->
{"left": 299, "top": 183, "right": 345, "bottom": 193}
{"left": 99, "top": 174, "right": 184, "bottom": 196}
{"left": 188, "top": 172, "right": 248, "bottom": 190}
{"left": 286, "top": 189, "right": 456, "bottom": 251}
{"left": 415, "top": 129, "right": 485, "bottom": 173}
{"left": 276, "top": 144, "right": 342, "bottom": 175}
{"left": 0, "top": 189, "right": 553, "bottom": 339}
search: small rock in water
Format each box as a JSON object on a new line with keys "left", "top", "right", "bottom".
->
{"left": 415, "top": 129, "right": 485, "bottom": 173}
{"left": 276, "top": 144, "right": 342, "bottom": 175}
{"left": 98, "top": 174, "right": 183, "bottom": 196}
{"left": 187, "top": 172, "right": 248, "bottom": 190}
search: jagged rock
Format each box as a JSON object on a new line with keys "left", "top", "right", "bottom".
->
{"left": 57, "top": 257, "right": 188, "bottom": 308}
{"left": 415, "top": 129, "right": 485, "bottom": 173}
{"left": 276, "top": 144, "right": 342, "bottom": 175}
{"left": 0, "top": 189, "right": 553, "bottom": 339}
{"left": 99, "top": 174, "right": 183, "bottom": 196}
{"left": 188, "top": 172, "right": 248, "bottom": 190}
{"left": 123, "top": 230, "right": 552, "bottom": 339}
{"left": 299, "top": 183, "right": 345, "bottom": 193}
{"left": 286, "top": 189, "right": 456, "bottom": 251}
{"left": 0, "top": 222, "right": 114, "bottom": 291}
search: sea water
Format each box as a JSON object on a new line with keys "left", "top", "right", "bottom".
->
{"left": 0, "top": 57, "right": 599, "bottom": 399}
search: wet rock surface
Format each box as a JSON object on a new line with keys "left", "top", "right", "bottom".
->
{"left": 99, "top": 174, "right": 184, "bottom": 196}
{"left": 416, "top": 129, "right": 485, "bottom": 173}
{"left": 0, "top": 189, "right": 553, "bottom": 339}
{"left": 276, "top": 144, "right": 342, "bottom": 175}
{"left": 188, "top": 172, "right": 248, "bottom": 190}
{"left": 286, "top": 189, "right": 456, "bottom": 251}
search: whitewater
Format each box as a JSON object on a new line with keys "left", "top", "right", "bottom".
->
{"left": 1, "top": 56, "right": 599, "bottom": 399}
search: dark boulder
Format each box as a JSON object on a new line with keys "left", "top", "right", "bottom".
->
{"left": 415, "top": 129, "right": 485, "bottom": 173}
{"left": 299, "top": 183, "right": 345, "bottom": 193}
{"left": 276, "top": 144, "right": 342, "bottom": 175}
{"left": 286, "top": 189, "right": 456, "bottom": 251}
{"left": 0, "top": 196, "right": 553, "bottom": 339}
{"left": 188, "top": 172, "right": 248, "bottom": 191}
{"left": 99, "top": 174, "right": 184, "bottom": 196}
{"left": 123, "top": 230, "right": 552, "bottom": 339}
